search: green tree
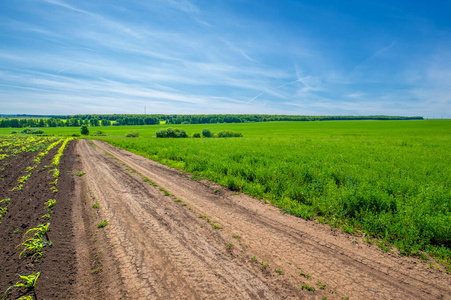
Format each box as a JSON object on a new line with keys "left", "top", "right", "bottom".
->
{"left": 80, "top": 125, "right": 90, "bottom": 135}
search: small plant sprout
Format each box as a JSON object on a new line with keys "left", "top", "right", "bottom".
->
{"left": 227, "top": 243, "right": 233, "bottom": 248}
{"left": 260, "top": 261, "right": 269, "bottom": 270}
{"left": 0, "top": 198, "right": 10, "bottom": 204}
{"left": 232, "top": 235, "right": 241, "bottom": 239}
{"left": 45, "top": 199, "right": 56, "bottom": 208}
{"left": 212, "top": 225, "right": 223, "bottom": 229}
{"left": 17, "top": 296, "right": 34, "bottom": 300}
{"left": 300, "top": 270, "right": 311, "bottom": 279}
{"left": 76, "top": 172, "right": 86, "bottom": 176}
{"left": 97, "top": 220, "right": 108, "bottom": 228}
{"left": 2, "top": 272, "right": 40, "bottom": 300}
{"left": 275, "top": 269, "right": 284, "bottom": 275}
{"left": 92, "top": 203, "right": 100, "bottom": 208}
{"left": 317, "top": 280, "right": 326, "bottom": 290}
{"left": 251, "top": 256, "right": 257, "bottom": 262}
{"left": 24, "top": 223, "right": 50, "bottom": 241}
{"left": 300, "top": 284, "right": 315, "bottom": 292}
{"left": 40, "top": 210, "right": 51, "bottom": 219}
{"left": 91, "top": 266, "right": 102, "bottom": 274}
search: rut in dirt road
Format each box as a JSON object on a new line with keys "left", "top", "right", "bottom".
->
{"left": 77, "top": 140, "right": 283, "bottom": 299}
{"left": 76, "top": 140, "right": 451, "bottom": 300}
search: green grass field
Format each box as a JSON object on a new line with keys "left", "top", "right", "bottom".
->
{"left": 2, "top": 120, "right": 450, "bottom": 269}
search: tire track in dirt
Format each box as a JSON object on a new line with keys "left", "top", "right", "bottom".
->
{"left": 83, "top": 139, "right": 451, "bottom": 300}
{"left": 77, "top": 140, "right": 283, "bottom": 299}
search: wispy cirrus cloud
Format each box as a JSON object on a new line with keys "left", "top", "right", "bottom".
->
{"left": 0, "top": 0, "right": 449, "bottom": 116}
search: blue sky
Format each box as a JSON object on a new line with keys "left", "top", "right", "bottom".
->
{"left": 0, "top": 0, "right": 450, "bottom": 117}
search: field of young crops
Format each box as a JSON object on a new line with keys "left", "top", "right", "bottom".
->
{"left": 83, "top": 120, "right": 450, "bottom": 270}
{"left": 0, "top": 135, "right": 74, "bottom": 299}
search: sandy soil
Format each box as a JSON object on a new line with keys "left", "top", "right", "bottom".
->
{"left": 74, "top": 139, "right": 451, "bottom": 299}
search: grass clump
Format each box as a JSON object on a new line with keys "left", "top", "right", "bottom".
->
{"left": 125, "top": 131, "right": 139, "bottom": 137}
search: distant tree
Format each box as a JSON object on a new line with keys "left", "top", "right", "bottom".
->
{"left": 80, "top": 125, "right": 89, "bottom": 135}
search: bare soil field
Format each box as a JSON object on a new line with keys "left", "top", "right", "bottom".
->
{"left": 2, "top": 139, "right": 450, "bottom": 299}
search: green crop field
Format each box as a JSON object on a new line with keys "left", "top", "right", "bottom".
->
{"left": 1, "top": 119, "right": 450, "bottom": 269}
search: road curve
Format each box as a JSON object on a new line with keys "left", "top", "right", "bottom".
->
{"left": 74, "top": 139, "right": 451, "bottom": 299}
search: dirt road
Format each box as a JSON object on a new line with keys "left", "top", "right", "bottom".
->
{"left": 74, "top": 139, "right": 451, "bottom": 299}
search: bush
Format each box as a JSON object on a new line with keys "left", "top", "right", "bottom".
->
{"left": 10, "top": 131, "right": 17, "bottom": 134}
{"left": 93, "top": 131, "right": 106, "bottom": 136}
{"left": 126, "top": 131, "right": 139, "bottom": 137}
{"left": 202, "top": 128, "right": 213, "bottom": 138}
{"left": 156, "top": 128, "right": 167, "bottom": 138}
{"left": 217, "top": 130, "right": 243, "bottom": 138}
{"left": 156, "top": 128, "right": 188, "bottom": 138}
{"left": 80, "top": 125, "right": 89, "bottom": 135}
{"left": 178, "top": 129, "right": 188, "bottom": 138}
{"left": 21, "top": 128, "right": 44, "bottom": 135}
{"left": 192, "top": 132, "right": 201, "bottom": 138}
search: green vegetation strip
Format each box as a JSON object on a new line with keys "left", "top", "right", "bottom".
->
{"left": 94, "top": 120, "right": 451, "bottom": 270}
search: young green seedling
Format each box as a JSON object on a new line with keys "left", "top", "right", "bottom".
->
{"left": 2, "top": 272, "right": 40, "bottom": 300}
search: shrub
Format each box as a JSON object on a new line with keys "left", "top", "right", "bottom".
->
{"left": 21, "top": 128, "right": 44, "bottom": 135}
{"left": 217, "top": 130, "right": 243, "bottom": 138}
{"left": 192, "top": 132, "right": 201, "bottom": 138}
{"left": 156, "top": 128, "right": 167, "bottom": 138}
{"left": 80, "top": 125, "right": 89, "bottom": 135}
{"left": 94, "top": 130, "right": 106, "bottom": 136}
{"left": 202, "top": 128, "right": 213, "bottom": 138}
{"left": 126, "top": 131, "right": 139, "bottom": 137}
{"left": 178, "top": 129, "right": 188, "bottom": 138}
{"left": 156, "top": 128, "right": 188, "bottom": 138}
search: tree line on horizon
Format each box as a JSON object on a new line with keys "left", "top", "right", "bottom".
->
{"left": 0, "top": 114, "right": 423, "bottom": 128}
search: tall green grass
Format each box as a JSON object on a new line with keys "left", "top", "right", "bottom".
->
{"left": 96, "top": 120, "right": 451, "bottom": 269}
